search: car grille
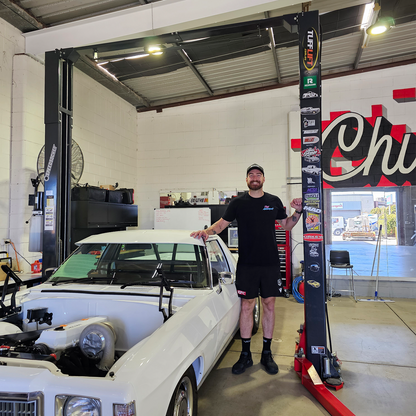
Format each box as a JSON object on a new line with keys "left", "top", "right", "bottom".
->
{"left": 0, "top": 392, "right": 43, "bottom": 416}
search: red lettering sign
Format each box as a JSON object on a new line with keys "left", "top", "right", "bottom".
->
{"left": 304, "top": 234, "right": 324, "bottom": 242}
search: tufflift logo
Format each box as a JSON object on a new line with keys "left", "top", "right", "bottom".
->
{"left": 303, "top": 27, "right": 319, "bottom": 71}
{"left": 44, "top": 144, "right": 57, "bottom": 182}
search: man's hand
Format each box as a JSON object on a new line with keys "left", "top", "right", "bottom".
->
{"left": 290, "top": 198, "right": 303, "bottom": 212}
{"left": 190, "top": 230, "right": 209, "bottom": 242}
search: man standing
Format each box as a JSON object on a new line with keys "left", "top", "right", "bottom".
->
{"left": 191, "top": 164, "right": 302, "bottom": 375}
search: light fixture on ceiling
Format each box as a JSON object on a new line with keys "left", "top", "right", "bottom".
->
{"left": 366, "top": 2, "right": 395, "bottom": 35}
{"left": 181, "top": 37, "right": 210, "bottom": 43}
{"left": 93, "top": 49, "right": 98, "bottom": 61}
{"left": 366, "top": 16, "right": 395, "bottom": 34}
{"left": 147, "top": 45, "right": 163, "bottom": 56}
{"left": 126, "top": 54, "right": 149, "bottom": 60}
{"left": 361, "top": 2, "right": 375, "bottom": 29}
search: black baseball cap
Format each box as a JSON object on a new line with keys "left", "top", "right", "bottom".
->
{"left": 247, "top": 163, "right": 264, "bottom": 176}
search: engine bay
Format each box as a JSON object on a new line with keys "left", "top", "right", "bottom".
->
{"left": 0, "top": 310, "right": 120, "bottom": 377}
{"left": 0, "top": 264, "right": 189, "bottom": 377}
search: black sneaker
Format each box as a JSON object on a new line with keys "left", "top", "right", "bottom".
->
{"left": 261, "top": 350, "right": 279, "bottom": 374}
{"left": 232, "top": 352, "right": 253, "bottom": 374}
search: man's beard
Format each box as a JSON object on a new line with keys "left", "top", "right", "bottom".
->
{"left": 247, "top": 181, "right": 263, "bottom": 191}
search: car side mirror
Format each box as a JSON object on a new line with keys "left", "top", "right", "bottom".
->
{"left": 219, "top": 271, "right": 235, "bottom": 284}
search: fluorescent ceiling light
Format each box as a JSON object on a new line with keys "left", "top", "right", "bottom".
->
{"left": 361, "top": 2, "right": 374, "bottom": 29}
{"left": 126, "top": 54, "right": 149, "bottom": 59}
{"left": 181, "top": 37, "right": 209, "bottom": 43}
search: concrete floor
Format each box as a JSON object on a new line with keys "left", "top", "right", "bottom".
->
{"left": 327, "top": 239, "right": 416, "bottom": 279}
{"left": 198, "top": 296, "right": 416, "bottom": 416}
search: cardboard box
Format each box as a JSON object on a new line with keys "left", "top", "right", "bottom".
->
{"left": 0, "top": 259, "right": 12, "bottom": 281}
{"left": 100, "top": 185, "right": 115, "bottom": 191}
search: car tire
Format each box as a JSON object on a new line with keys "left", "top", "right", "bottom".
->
{"left": 333, "top": 229, "right": 342, "bottom": 236}
{"left": 252, "top": 297, "right": 261, "bottom": 335}
{"left": 166, "top": 366, "right": 197, "bottom": 416}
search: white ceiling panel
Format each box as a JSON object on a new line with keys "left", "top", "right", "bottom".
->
{"left": 321, "top": 32, "right": 362, "bottom": 71}
{"left": 123, "top": 66, "right": 206, "bottom": 102}
{"left": 196, "top": 50, "right": 278, "bottom": 90}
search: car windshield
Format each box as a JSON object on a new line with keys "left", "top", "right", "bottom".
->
{"left": 49, "top": 242, "right": 209, "bottom": 288}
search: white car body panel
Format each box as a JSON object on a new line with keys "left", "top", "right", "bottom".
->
{"left": 0, "top": 230, "right": 240, "bottom": 416}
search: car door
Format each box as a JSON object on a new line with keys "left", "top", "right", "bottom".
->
{"left": 206, "top": 240, "right": 240, "bottom": 354}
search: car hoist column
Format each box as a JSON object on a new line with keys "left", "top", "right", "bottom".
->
{"left": 297, "top": 10, "right": 327, "bottom": 375}
{"left": 43, "top": 49, "right": 79, "bottom": 274}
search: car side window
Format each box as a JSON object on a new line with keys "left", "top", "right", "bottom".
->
{"left": 206, "top": 240, "right": 230, "bottom": 285}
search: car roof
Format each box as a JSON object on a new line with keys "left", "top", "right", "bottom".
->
{"left": 76, "top": 229, "right": 208, "bottom": 246}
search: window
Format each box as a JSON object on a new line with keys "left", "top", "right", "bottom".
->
{"left": 50, "top": 243, "right": 209, "bottom": 288}
{"left": 325, "top": 186, "right": 416, "bottom": 280}
{"left": 206, "top": 240, "right": 230, "bottom": 285}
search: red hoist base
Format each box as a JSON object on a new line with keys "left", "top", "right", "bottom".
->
{"left": 294, "top": 324, "right": 355, "bottom": 416}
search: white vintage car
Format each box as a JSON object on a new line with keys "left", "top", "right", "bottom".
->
{"left": 0, "top": 230, "right": 259, "bottom": 416}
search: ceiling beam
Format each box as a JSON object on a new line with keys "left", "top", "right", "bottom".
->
{"left": 177, "top": 48, "right": 214, "bottom": 96}
{"left": 265, "top": 11, "right": 281, "bottom": 83}
{"left": 0, "top": 0, "right": 43, "bottom": 31}
{"left": 76, "top": 15, "right": 287, "bottom": 56}
{"left": 23, "top": 0, "right": 301, "bottom": 56}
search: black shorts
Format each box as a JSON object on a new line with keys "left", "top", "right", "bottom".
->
{"left": 236, "top": 264, "right": 283, "bottom": 299}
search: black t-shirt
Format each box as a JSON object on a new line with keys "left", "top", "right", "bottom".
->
{"left": 223, "top": 192, "right": 287, "bottom": 266}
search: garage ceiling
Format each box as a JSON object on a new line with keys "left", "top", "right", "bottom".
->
{"left": 2, "top": 0, "right": 415, "bottom": 111}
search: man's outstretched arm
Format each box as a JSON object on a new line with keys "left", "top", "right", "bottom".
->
{"left": 190, "top": 218, "right": 231, "bottom": 241}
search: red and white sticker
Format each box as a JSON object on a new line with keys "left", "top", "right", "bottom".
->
{"left": 237, "top": 290, "right": 247, "bottom": 296}
{"left": 303, "top": 233, "right": 323, "bottom": 242}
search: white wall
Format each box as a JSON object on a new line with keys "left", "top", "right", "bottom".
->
{"left": 9, "top": 54, "right": 44, "bottom": 271}
{"left": 136, "top": 89, "right": 303, "bottom": 221}
{"left": 73, "top": 71, "right": 138, "bottom": 188}
{"left": 321, "top": 64, "right": 416, "bottom": 128}
{"left": 0, "top": 20, "right": 25, "bottom": 254}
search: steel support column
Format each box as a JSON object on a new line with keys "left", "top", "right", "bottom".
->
{"left": 43, "top": 48, "right": 79, "bottom": 274}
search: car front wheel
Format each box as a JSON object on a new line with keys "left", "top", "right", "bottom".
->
{"left": 166, "top": 366, "right": 197, "bottom": 416}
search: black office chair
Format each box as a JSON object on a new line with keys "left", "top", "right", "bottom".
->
{"left": 328, "top": 250, "right": 356, "bottom": 301}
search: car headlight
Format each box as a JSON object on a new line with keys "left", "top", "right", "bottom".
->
{"left": 55, "top": 395, "right": 101, "bottom": 416}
